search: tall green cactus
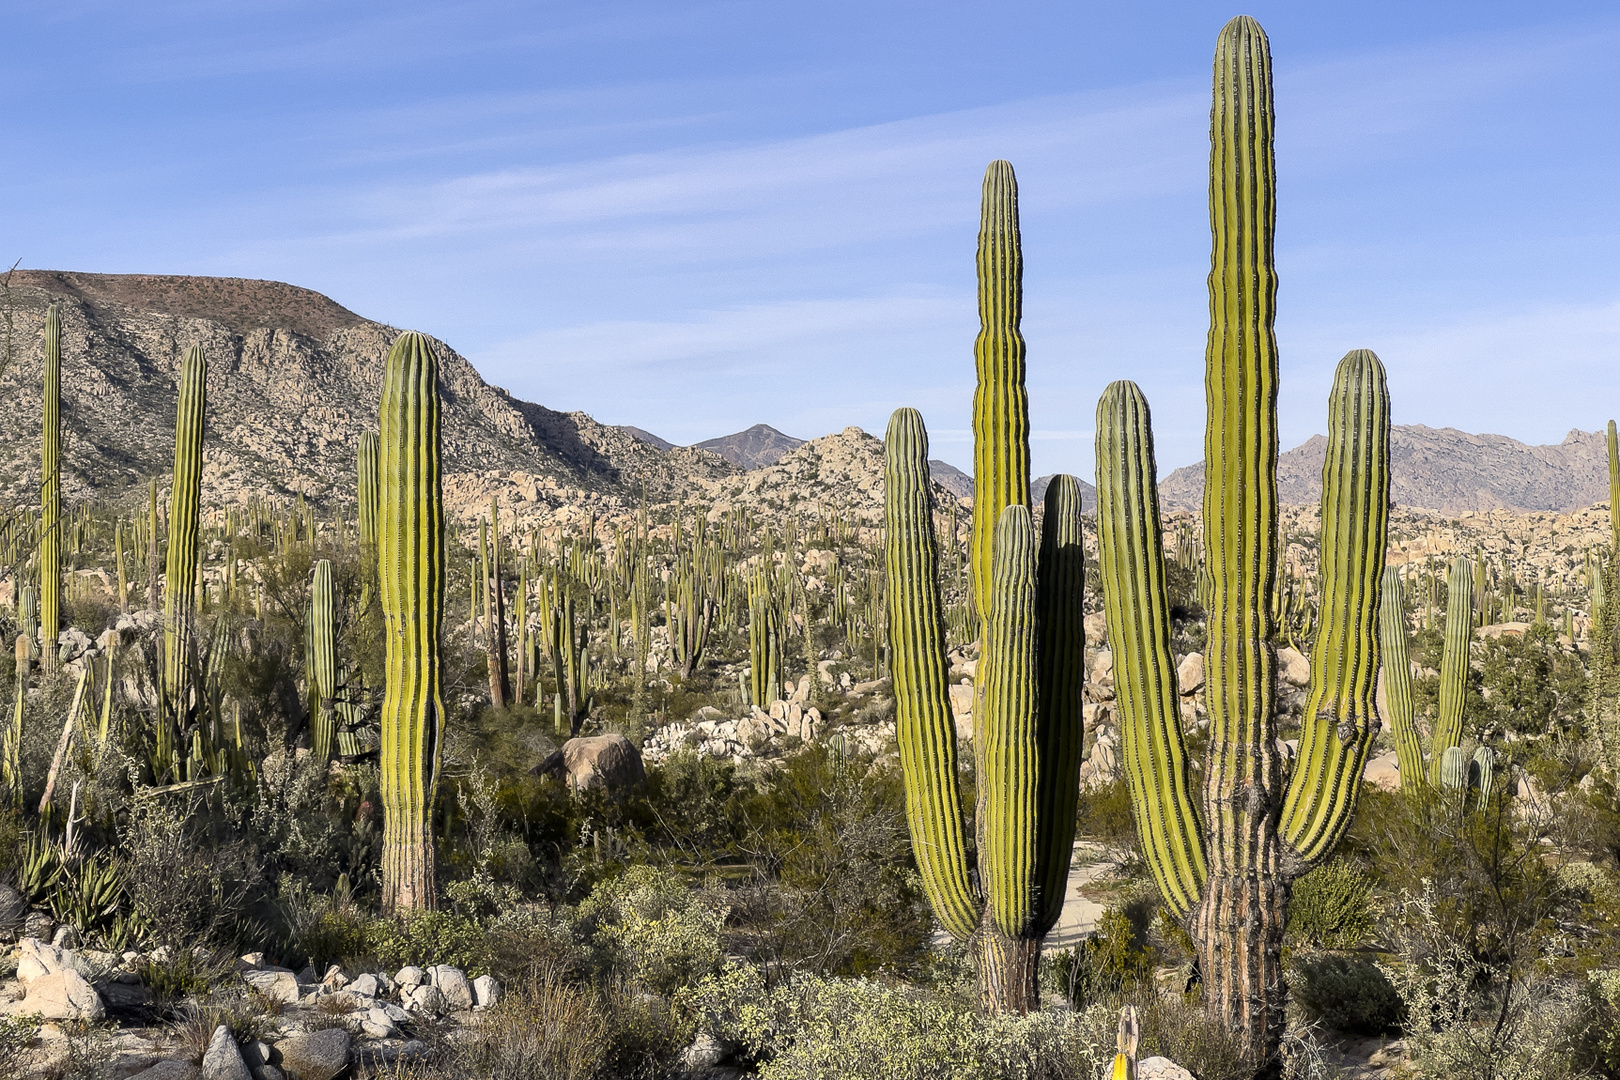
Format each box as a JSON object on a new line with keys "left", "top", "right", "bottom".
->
{"left": 1280, "top": 350, "right": 1389, "bottom": 862}
{"left": 1379, "top": 568, "right": 1424, "bottom": 793}
{"left": 377, "top": 331, "right": 444, "bottom": 912}
{"left": 884, "top": 407, "right": 1085, "bottom": 1012}
{"left": 747, "top": 565, "right": 783, "bottom": 708}
{"left": 884, "top": 408, "right": 978, "bottom": 940}
{"left": 39, "top": 304, "right": 61, "bottom": 674}
{"left": 1608, "top": 419, "right": 1618, "bottom": 556}
{"left": 1429, "top": 556, "right": 1474, "bottom": 786}
{"left": 307, "top": 558, "right": 337, "bottom": 763}
{"left": 1095, "top": 382, "right": 1206, "bottom": 917}
{"left": 1597, "top": 422, "right": 1620, "bottom": 770}
{"left": 1096, "top": 20, "right": 1392, "bottom": 1066}
{"left": 161, "top": 345, "right": 207, "bottom": 772}
{"left": 970, "top": 160, "right": 1030, "bottom": 621}
{"left": 357, "top": 431, "right": 380, "bottom": 612}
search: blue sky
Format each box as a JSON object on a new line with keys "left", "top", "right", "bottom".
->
{"left": 4, "top": 2, "right": 1620, "bottom": 477}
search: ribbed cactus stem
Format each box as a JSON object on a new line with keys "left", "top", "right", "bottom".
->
{"left": 1470, "top": 746, "right": 1495, "bottom": 806}
{"left": 161, "top": 345, "right": 207, "bottom": 765}
{"left": 1033, "top": 474, "right": 1086, "bottom": 934}
{"left": 883, "top": 408, "right": 980, "bottom": 941}
{"left": 1438, "top": 745, "right": 1467, "bottom": 790}
{"left": 1095, "top": 381, "right": 1207, "bottom": 917}
{"left": 1429, "top": 556, "right": 1473, "bottom": 786}
{"left": 1378, "top": 568, "right": 1423, "bottom": 792}
{"left": 1608, "top": 419, "right": 1618, "bottom": 555}
{"left": 307, "top": 559, "right": 337, "bottom": 763}
{"left": 39, "top": 303, "right": 61, "bottom": 674}
{"left": 377, "top": 331, "right": 444, "bottom": 913}
{"left": 1281, "top": 350, "right": 1390, "bottom": 863}
{"left": 1196, "top": 17, "right": 1285, "bottom": 1061}
{"left": 971, "top": 160, "right": 1031, "bottom": 622}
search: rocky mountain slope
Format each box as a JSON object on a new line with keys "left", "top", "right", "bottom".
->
{"left": 1159, "top": 425, "right": 1613, "bottom": 515}
{"left": 694, "top": 423, "right": 805, "bottom": 469}
{"left": 0, "top": 272, "right": 735, "bottom": 522}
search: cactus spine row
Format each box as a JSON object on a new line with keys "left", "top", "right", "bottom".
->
{"left": 1095, "top": 381, "right": 1206, "bottom": 917}
{"left": 40, "top": 303, "right": 61, "bottom": 673}
{"left": 1379, "top": 567, "right": 1424, "bottom": 793}
{"left": 1280, "top": 350, "right": 1390, "bottom": 862}
{"left": 377, "top": 331, "right": 445, "bottom": 913}
{"left": 161, "top": 345, "right": 207, "bottom": 769}
{"left": 970, "top": 160, "right": 1030, "bottom": 621}
{"left": 884, "top": 408, "right": 979, "bottom": 940}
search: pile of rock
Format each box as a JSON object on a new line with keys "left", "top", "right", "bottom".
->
{"left": 1, "top": 937, "right": 504, "bottom": 1080}
{"left": 643, "top": 700, "right": 827, "bottom": 765}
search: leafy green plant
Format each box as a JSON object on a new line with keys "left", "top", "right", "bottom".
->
{"left": 49, "top": 853, "right": 127, "bottom": 940}
{"left": 1291, "top": 954, "right": 1403, "bottom": 1034}
{"left": 1286, "top": 859, "right": 1375, "bottom": 950}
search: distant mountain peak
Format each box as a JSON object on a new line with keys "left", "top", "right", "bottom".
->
{"left": 694, "top": 423, "right": 805, "bottom": 470}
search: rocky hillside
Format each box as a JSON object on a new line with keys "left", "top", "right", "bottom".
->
{"left": 0, "top": 272, "right": 735, "bottom": 521}
{"left": 1159, "top": 425, "right": 1613, "bottom": 514}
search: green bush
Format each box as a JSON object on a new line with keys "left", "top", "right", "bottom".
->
{"left": 1287, "top": 859, "right": 1374, "bottom": 949}
{"left": 579, "top": 865, "right": 725, "bottom": 995}
{"left": 1048, "top": 907, "right": 1154, "bottom": 1009}
{"left": 1292, "top": 954, "right": 1403, "bottom": 1035}
{"left": 1073, "top": 776, "right": 1134, "bottom": 845}
{"left": 362, "top": 911, "right": 488, "bottom": 974}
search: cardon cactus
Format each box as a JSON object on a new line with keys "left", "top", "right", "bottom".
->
{"left": 306, "top": 559, "right": 337, "bottom": 763}
{"left": 1429, "top": 556, "right": 1474, "bottom": 786}
{"left": 161, "top": 345, "right": 208, "bottom": 772}
{"left": 39, "top": 303, "right": 61, "bottom": 673}
{"left": 884, "top": 409, "right": 1085, "bottom": 1011}
{"left": 1379, "top": 567, "right": 1424, "bottom": 793}
{"left": 1438, "top": 745, "right": 1468, "bottom": 790}
{"left": 1469, "top": 745, "right": 1495, "bottom": 806}
{"left": 376, "top": 331, "right": 445, "bottom": 913}
{"left": 357, "top": 431, "right": 380, "bottom": 611}
{"left": 970, "top": 160, "right": 1031, "bottom": 621}
{"left": 1095, "top": 19, "right": 1392, "bottom": 1067}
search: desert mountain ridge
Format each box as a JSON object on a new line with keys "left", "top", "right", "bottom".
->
{"left": 0, "top": 270, "right": 1611, "bottom": 531}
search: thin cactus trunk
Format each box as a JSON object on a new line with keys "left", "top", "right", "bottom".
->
{"left": 1379, "top": 568, "right": 1424, "bottom": 792}
{"left": 485, "top": 497, "right": 510, "bottom": 709}
{"left": 307, "top": 559, "right": 337, "bottom": 764}
{"left": 40, "top": 304, "right": 61, "bottom": 674}
{"left": 1430, "top": 557, "right": 1474, "bottom": 785}
{"left": 377, "top": 331, "right": 444, "bottom": 913}
{"left": 161, "top": 346, "right": 207, "bottom": 773}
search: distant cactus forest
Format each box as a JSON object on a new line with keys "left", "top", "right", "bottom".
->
{"left": 1, "top": 16, "right": 1619, "bottom": 1080}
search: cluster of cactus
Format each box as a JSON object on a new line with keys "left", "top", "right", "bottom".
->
{"left": 886, "top": 157, "right": 1086, "bottom": 1012}
{"left": 1381, "top": 557, "right": 1483, "bottom": 794}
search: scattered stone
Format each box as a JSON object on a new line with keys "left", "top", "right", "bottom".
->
{"left": 348, "top": 973, "right": 381, "bottom": 999}
{"left": 1364, "top": 750, "right": 1402, "bottom": 792}
{"left": 1177, "top": 653, "right": 1204, "bottom": 695}
{"left": 472, "top": 974, "right": 501, "bottom": 1008}
{"left": 202, "top": 1024, "right": 252, "bottom": 1080}
{"left": 22, "top": 911, "right": 53, "bottom": 941}
{"left": 361, "top": 1006, "right": 399, "bottom": 1040}
{"left": 354, "top": 1039, "right": 427, "bottom": 1071}
{"left": 52, "top": 924, "right": 79, "bottom": 949}
{"left": 0, "top": 883, "right": 25, "bottom": 935}
{"left": 238, "top": 952, "right": 266, "bottom": 970}
{"left": 276, "top": 1028, "right": 351, "bottom": 1080}
{"left": 319, "top": 965, "right": 346, "bottom": 988}
{"left": 1138, "top": 1057, "right": 1195, "bottom": 1080}
{"left": 1277, "top": 646, "right": 1311, "bottom": 688}
{"left": 562, "top": 734, "right": 646, "bottom": 793}
{"left": 23, "top": 968, "right": 105, "bottom": 1020}
{"left": 243, "top": 969, "right": 300, "bottom": 1006}
{"left": 681, "top": 1033, "right": 728, "bottom": 1068}
{"left": 394, "top": 966, "right": 426, "bottom": 989}
{"left": 428, "top": 965, "right": 473, "bottom": 1010}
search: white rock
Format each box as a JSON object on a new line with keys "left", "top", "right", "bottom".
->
{"left": 349, "top": 973, "right": 381, "bottom": 999}
{"left": 428, "top": 965, "right": 473, "bottom": 1011}
{"left": 404, "top": 983, "right": 443, "bottom": 1015}
{"left": 362, "top": 1007, "right": 399, "bottom": 1040}
{"left": 1277, "top": 646, "right": 1311, "bottom": 687}
{"left": 1138, "top": 1056, "right": 1195, "bottom": 1080}
{"left": 24, "top": 969, "right": 105, "bottom": 1020}
{"left": 1176, "top": 653, "right": 1204, "bottom": 695}
{"left": 394, "top": 966, "right": 427, "bottom": 989}
{"left": 201, "top": 1024, "right": 251, "bottom": 1080}
{"left": 243, "top": 968, "right": 300, "bottom": 1005}
{"left": 472, "top": 974, "right": 502, "bottom": 1008}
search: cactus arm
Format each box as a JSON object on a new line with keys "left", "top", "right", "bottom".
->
{"left": 980, "top": 504, "right": 1039, "bottom": 939}
{"left": 1095, "top": 381, "right": 1208, "bottom": 917}
{"left": 40, "top": 303, "right": 61, "bottom": 674}
{"left": 970, "top": 160, "right": 1031, "bottom": 621}
{"left": 1032, "top": 473, "right": 1086, "bottom": 934}
{"left": 162, "top": 345, "right": 208, "bottom": 763}
{"left": 1609, "top": 419, "right": 1618, "bottom": 555}
{"left": 1429, "top": 557, "right": 1473, "bottom": 785}
{"left": 1281, "top": 350, "right": 1391, "bottom": 864}
{"left": 308, "top": 559, "right": 337, "bottom": 763}
{"left": 377, "top": 330, "right": 445, "bottom": 912}
{"left": 1378, "top": 567, "right": 1425, "bottom": 792}
{"left": 883, "top": 408, "right": 981, "bottom": 941}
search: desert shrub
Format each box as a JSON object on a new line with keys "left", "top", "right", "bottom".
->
{"left": 171, "top": 991, "right": 276, "bottom": 1062}
{"left": 454, "top": 971, "right": 608, "bottom": 1080}
{"left": 1048, "top": 907, "right": 1154, "bottom": 1009}
{"left": 1291, "top": 954, "right": 1403, "bottom": 1034}
{"left": 1133, "top": 992, "right": 1257, "bottom": 1080}
{"left": 1286, "top": 859, "right": 1375, "bottom": 949}
{"left": 1575, "top": 968, "right": 1620, "bottom": 1077}
{"left": 362, "top": 910, "right": 487, "bottom": 974}
{"left": 578, "top": 864, "right": 725, "bottom": 995}
{"left": 1073, "top": 776, "right": 1135, "bottom": 846}
{"left": 140, "top": 948, "right": 235, "bottom": 1009}
{"left": 679, "top": 961, "right": 1113, "bottom": 1080}
{"left": 481, "top": 903, "right": 589, "bottom": 984}
{"left": 122, "top": 794, "right": 261, "bottom": 949}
